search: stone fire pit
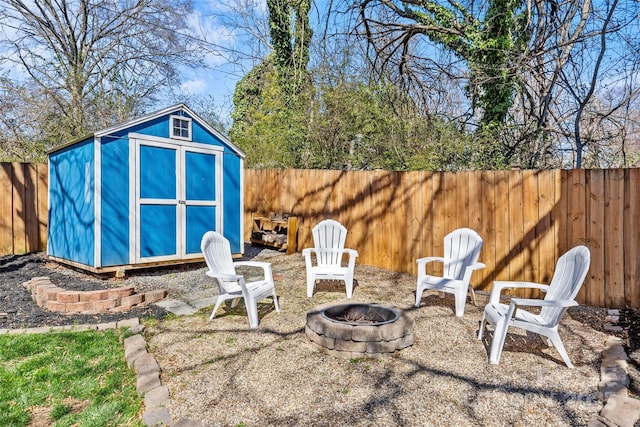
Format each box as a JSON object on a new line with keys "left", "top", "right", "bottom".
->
{"left": 306, "top": 303, "right": 415, "bottom": 358}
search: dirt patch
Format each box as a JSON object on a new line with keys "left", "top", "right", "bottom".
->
{"left": 27, "top": 398, "right": 89, "bottom": 427}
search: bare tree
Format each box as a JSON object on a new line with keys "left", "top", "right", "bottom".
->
{"left": 0, "top": 0, "right": 207, "bottom": 146}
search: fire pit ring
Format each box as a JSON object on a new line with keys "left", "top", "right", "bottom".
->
{"left": 306, "top": 303, "right": 415, "bottom": 358}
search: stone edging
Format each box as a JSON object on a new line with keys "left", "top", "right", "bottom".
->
{"left": 23, "top": 276, "right": 167, "bottom": 314}
{"left": 589, "top": 311, "right": 640, "bottom": 427}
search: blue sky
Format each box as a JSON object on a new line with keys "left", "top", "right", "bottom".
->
{"left": 171, "top": 0, "right": 272, "bottom": 123}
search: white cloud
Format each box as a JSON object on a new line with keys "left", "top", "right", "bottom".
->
{"left": 180, "top": 78, "right": 208, "bottom": 94}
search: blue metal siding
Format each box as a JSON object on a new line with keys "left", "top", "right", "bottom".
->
{"left": 140, "top": 205, "right": 177, "bottom": 257}
{"left": 47, "top": 139, "right": 95, "bottom": 266}
{"left": 185, "top": 151, "right": 216, "bottom": 200}
{"left": 140, "top": 145, "right": 176, "bottom": 199}
{"left": 223, "top": 153, "right": 242, "bottom": 253}
{"left": 100, "top": 136, "right": 130, "bottom": 266}
{"left": 184, "top": 151, "right": 217, "bottom": 254}
{"left": 186, "top": 206, "right": 216, "bottom": 254}
{"left": 192, "top": 119, "right": 212, "bottom": 144}
{"left": 121, "top": 116, "right": 169, "bottom": 139}
{"left": 190, "top": 118, "right": 243, "bottom": 251}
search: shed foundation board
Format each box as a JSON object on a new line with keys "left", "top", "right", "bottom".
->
{"left": 48, "top": 255, "right": 207, "bottom": 277}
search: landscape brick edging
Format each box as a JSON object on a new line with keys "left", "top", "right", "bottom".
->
{"left": 23, "top": 276, "right": 167, "bottom": 314}
{"left": 589, "top": 312, "right": 640, "bottom": 427}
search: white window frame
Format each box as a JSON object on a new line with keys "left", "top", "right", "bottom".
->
{"left": 170, "top": 115, "right": 192, "bottom": 141}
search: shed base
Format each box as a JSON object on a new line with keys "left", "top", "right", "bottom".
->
{"left": 47, "top": 255, "right": 213, "bottom": 277}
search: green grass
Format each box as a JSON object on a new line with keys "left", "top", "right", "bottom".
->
{"left": 0, "top": 329, "right": 144, "bottom": 427}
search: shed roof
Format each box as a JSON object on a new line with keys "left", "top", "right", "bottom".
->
{"left": 48, "top": 103, "right": 245, "bottom": 157}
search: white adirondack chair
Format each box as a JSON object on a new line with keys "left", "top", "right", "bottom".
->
{"left": 302, "top": 219, "right": 358, "bottom": 298}
{"left": 201, "top": 231, "right": 280, "bottom": 329}
{"left": 415, "top": 228, "right": 485, "bottom": 317}
{"left": 477, "top": 245, "right": 591, "bottom": 368}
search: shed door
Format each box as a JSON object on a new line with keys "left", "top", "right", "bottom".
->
{"left": 133, "top": 138, "right": 222, "bottom": 263}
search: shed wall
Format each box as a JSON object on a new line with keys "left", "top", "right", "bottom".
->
{"left": 101, "top": 135, "right": 130, "bottom": 266}
{"left": 47, "top": 139, "right": 95, "bottom": 266}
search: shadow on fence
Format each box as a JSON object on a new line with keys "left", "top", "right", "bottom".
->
{"left": 2, "top": 163, "right": 638, "bottom": 309}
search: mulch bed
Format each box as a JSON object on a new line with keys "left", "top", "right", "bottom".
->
{"left": 0, "top": 252, "right": 167, "bottom": 329}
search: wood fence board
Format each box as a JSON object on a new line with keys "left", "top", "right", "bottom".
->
{"left": 552, "top": 169, "right": 562, "bottom": 260}
{"left": 345, "top": 172, "right": 362, "bottom": 258}
{"left": 382, "top": 172, "right": 395, "bottom": 269}
{"left": 283, "top": 169, "right": 296, "bottom": 216}
{"left": 38, "top": 163, "right": 46, "bottom": 251}
{"left": 407, "top": 172, "right": 422, "bottom": 276}
{"left": 604, "top": 169, "right": 625, "bottom": 308}
{"left": 382, "top": 171, "right": 394, "bottom": 269}
{"left": 431, "top": 172, "right": 445, "bottom": 277}
{"left": 361, "top": 171, "right": 375, "bottom": 267}
{"left": 443, "top": 171, "right": 457, "bottom": 233}
{"left": 289, "top": 168, "right": 302, "bottom": 237}
{"left": 508, "top": 170, "right": 524, "bottom": 282}
{"left": 467, "top": 171, "right": 484, "bottom": 284}
{"left": 480, "top": 171, "right": 496, "bottom": 289}
{"left": 586, "top": 170, "right": 606, "bottom": 307}
{"left": 624, "top": 168, "right": 640, "bottom": 307}
{"left": 11, "top": 162, "right": 26, "bottom": 254}
{"left": 566, "top": 169, "right": 587, "bottom": 303}
{"left": 366, "top": 171, "right": 382, "bottom": 268}
{"left": 421, "top": 172, "right": 436, "bottom": 276}
{"left": 458, "top": 171, "right": 480, "bottom": 286}
{"left": 396, "top": 172, "right": 411, "bottom": 272}
{"left": 0, "top": 163, "right": 12, "bottom": 255}
{"left": 375, "top": 171, "right": 391, "bottom": 269}
{"left": 271, "top": 169, "right": 282, "bottom": 213}
{"left": 454, "top": 171, "right": 469, "bottom": 230}
{"left": 522, "top": 170, "right": 539, "bottom": 295}
{"left": 252, "top": 169, "right": 263, "bottom": 212}
{"left": 364, "top": 171, "right": 376, "bottom": 265}
{"left": 494, "top": 171, "right": 510, "bottom": 283}
{"left": 25, "top": 164, "right": 39, "bottom": 253}
{"left": 467, "top": 171, "right": 482, "bottom": 232}
{"left": 536, "top": 170, "right": 556, "bottom": 285}
{"left": 309, "top": 169, "right": 325, "bottom": 247}
{"left": 306, "top": 169, "right": 321, "bottom": 239}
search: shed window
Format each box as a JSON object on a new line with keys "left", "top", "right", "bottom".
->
{"left": 171, "top": 116, "right": 192, "bottom": 140}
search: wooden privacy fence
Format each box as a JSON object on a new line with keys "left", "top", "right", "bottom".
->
{"left": 245, "top": 168, "right": 640, "bottom": 309}
{"left": 0, "top": 163, "right": 48, "bottom": 256}
{"left": 1, "top": 162, "right": 638, "bottom": 309}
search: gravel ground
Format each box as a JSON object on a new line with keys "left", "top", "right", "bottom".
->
{"left": 0, "top": 248, "right": 628, "bottom": 426}
{"left": 141, "top": 248, "right": 613, "bottom": 427}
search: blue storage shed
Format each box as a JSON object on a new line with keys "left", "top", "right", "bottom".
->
{"left": 47, "top": 104, "right": 245, "bottom": 274}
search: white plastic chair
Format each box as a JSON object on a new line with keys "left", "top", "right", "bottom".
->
{"left": 477, "top": 245, "right": 591, "bottom": 368}
{"left": 415, "top": 228, "right": 485, "bottom": 317}
{"left": 302, "top": 219, "right": 358, "bottom": 298}
{"left": 201, "top": 231, "right": 280, "bottom": 329}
